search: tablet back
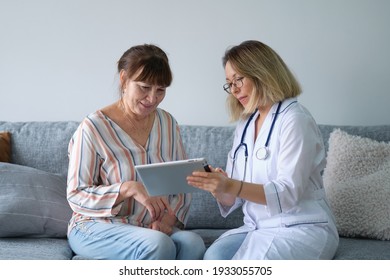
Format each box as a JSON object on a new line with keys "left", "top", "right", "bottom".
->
{"left": 135, "top": 158, "right": 208, "bottom": 196}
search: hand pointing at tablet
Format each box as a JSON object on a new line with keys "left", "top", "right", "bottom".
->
{"left": 116, "top": 180, "right": 173, "bottom": 221}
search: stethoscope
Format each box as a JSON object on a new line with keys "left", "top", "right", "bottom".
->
{"left": 230, "top": 101, "right": 282, "bottom": 178}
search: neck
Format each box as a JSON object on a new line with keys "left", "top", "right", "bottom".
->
{"left": 119, "top": 101, "right": 154, "bottom": 128}
{"left": 257, "top": 103, "right": 272, "bottom": 117}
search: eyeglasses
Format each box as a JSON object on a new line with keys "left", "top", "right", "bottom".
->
{"left": 223, "top": 77, "right": 244, "bottom": 94}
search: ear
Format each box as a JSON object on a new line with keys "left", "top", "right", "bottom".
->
{"left": 119, "top": 70, "right": 127, "bottom": 91}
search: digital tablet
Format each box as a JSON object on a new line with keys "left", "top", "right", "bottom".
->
{"left": 135, "top": 158, "right": 210, "bottom": 196}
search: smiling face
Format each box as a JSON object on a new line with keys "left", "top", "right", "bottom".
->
{"left": 224, "top": 61, "right": 255, "bottom": 108}
{"left": 117, "top": 44, "right": 172, "bottom": 119}
{"left": 121, "top": 69, "right": 166, "bottom": 118}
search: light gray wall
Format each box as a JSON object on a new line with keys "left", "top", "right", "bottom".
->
{"left": 1, "top": 0, "right": 389, "bottom": 126}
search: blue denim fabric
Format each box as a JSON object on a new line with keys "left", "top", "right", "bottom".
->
{"left": 68, "top": 221, "right": 205, "bottom": 260}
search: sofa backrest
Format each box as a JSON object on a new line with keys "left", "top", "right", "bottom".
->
{"left": 2, "top": 121, "right": 390, "bottom": 230}
{"left": 318, "top": 124, "right": 390, "bottom": 153}
{"left": 0, "top": 121, "right": 79, "bottom": 177}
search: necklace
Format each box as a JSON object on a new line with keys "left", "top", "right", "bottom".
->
{"left": 119, "top": 100, "right": 154, "bottom": 146}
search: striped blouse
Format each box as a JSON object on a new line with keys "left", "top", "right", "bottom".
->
{"left": 66, "top": 108, "right": 190, "bottom": 234}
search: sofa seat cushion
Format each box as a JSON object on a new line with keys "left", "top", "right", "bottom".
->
{"left": 0, "top": 163, "right": 72, "bottom": 238}
{"left": 192, "top": 229, "right": 390, "bottom": 260}
{"left": 334, "top": 237, "right": 390, "bottom": 260}
{"left": 0, "top": 238, "right": 73, "bottom": 260}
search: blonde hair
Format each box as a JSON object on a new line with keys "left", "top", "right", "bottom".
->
{"left": 223, "top": 40, "right": 302, "bottom": 121}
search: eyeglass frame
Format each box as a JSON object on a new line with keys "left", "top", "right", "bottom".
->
{"left": 223, "top": 77, "right": 244, "bottom": 94}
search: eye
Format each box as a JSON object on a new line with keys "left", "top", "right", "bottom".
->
{"left": 137, "top": 83, "right": 151, "bottom": 92}
{"left": 156, "top": 88, "right": 166, "bottom": 96}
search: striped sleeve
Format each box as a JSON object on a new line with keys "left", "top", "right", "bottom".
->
{"left": 67, "top": 118, "right": 122, "bottom": 217}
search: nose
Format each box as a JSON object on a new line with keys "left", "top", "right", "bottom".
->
{"left": 145, "top": 89, "right": 159, "bottom": 103}
{"left": 231, "top": 83, "right": 240, "bottom": 94}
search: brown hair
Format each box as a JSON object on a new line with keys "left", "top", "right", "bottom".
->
{"left": 117, "top": 44, "right": 172, "bottom": 93}
{"left": 223, "top": 40, "right": 301, "bottom": 121}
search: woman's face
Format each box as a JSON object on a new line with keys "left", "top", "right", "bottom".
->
{"left": 121, "top": 72, "right": 166, "bottom": 117}
{"left": 224, "top": 61, "right": 254, "bottom": 108}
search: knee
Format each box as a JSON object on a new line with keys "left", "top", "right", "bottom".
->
{"left": 137, "top": 232, "right": 176, "bottom": 260}
{"left": 203, "top": 247, "right": 220, "bottom": 260}
{"left": 172, "top": 231, "right": 206, "bottom": 260}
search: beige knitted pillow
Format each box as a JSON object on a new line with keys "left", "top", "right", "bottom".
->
{"left": 323, "top": 129, "right": 390, "bottom": 240}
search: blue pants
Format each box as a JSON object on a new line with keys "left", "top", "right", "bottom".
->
{"left": 203, "top": 232, "right": 246, "bottom": 260}
{"left": 68, "top": 221, "right": 206, "bottom": 260}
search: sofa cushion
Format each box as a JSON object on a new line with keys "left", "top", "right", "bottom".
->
{"left": 323, "top": 129, "right": 390, "bottom": 240}
{"left": 334, "top": 237, "right": 390, "bottom": 260}
{"left": 0, "top": 131, "right": 11, "bottom": 162}
{"left": 186, "top": 191, "right": 244, "bottom": 229}
{"left": 0, "top": 238, "right": 73, "bottom": 260}
{"left": 0, "top": 163, "right": 72, "bottom": 238}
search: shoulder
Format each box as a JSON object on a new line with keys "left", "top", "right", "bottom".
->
{"left": 280, "top": 98, "right": 316, "bottom": 124}
{"left": 279, "top": 98, "right": 322, "bottom": 139}
{"left": 75, "top": 111, "right": 109, "bottom": 135}
{"left": 155, "top": 108, "right": 179, "bottom": 125}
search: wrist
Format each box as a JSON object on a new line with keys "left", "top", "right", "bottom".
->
{"left": 236, "top": 180, "right": 244, "bottom": 197}
{"left": 227, "top": 179, "right": 242, "bottom": 197}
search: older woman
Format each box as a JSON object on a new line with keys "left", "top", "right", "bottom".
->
{"left": 67, "top": 44, "right": 205, "bottom": 260}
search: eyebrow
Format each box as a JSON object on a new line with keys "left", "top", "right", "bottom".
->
{"left": 226, "top": 74, "right": 240, "bottom": 82}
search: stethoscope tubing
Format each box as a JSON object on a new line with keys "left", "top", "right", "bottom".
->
{"left": 230, "top": 101, "right": 282, "bottom": 178}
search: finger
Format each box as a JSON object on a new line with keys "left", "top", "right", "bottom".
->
{"left": 191, "top": 171, "right": 211, "bottom": 177}
{"left": 158, "top": 222, "right": 172, "bottom": 235}
{"left": 187, "top": 174, "right": 214, "bottom": 185}
{"left": 146, "top": 203, "right": 156, "bottom": 221}
{"left": 150, "top": 221, "right": 159, "bottom": 231}
{"left": 160, "top": 197, "right": 174, "bottom": 215}
{"left": 151, "top": 199, "right": 165, "bottom": 220}
{"left": 187, "top": 179, "right": 212, "bottom": 191}
{"left": 214, "top": 167, "right": 226, "bottom": 174}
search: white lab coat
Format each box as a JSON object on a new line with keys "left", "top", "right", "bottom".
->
{"left": 218, "top": 97, "right": 339, "bottom": 259}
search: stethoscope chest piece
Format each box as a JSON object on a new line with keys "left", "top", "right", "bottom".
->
{"left": 256, "top": 146, "right": 269, "bottom": 160}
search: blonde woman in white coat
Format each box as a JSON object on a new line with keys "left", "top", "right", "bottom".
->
{"left": 187, "top": 40, "right": 339, "bottom": 260}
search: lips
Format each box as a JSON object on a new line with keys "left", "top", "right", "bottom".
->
{"left": 238, "top": 96, "right": 248, "bottom": 105}
{"left": 140, "top": 102, "right": 155, "bottom": 109}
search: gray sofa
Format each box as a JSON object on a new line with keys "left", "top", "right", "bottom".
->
{"left": 0, "top": 120, "right": 389, "bottom": 260}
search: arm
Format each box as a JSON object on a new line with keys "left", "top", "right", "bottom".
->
{"left": 67, "top": 119, "right": 172, "bottom": 221}
{"left": 187, "top": 169, "right": 266, "bottom": 206}
{"left": 263, "top": 111, "right": 325, "bottom": 216}
{"left": 67, "top": 122, "right": 122, "bottom": 217}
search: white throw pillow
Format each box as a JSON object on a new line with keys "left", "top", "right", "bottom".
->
{"left": 323, "top": 129, "right": 390, "bottom": 240}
